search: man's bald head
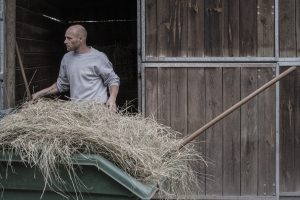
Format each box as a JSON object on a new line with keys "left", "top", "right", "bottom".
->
{"left": 64, "top": 25, "right": 89, "bottom": 53}
{"left": 67, "top": 25, "right": 87, "bottom": 41}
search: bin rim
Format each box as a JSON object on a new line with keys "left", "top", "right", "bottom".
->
{"left": 0, "top": 152, "right": 160, "bottom": 200}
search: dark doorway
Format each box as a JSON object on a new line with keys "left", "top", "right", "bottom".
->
{"left": 16, "top": 0, "right": 138, "bottom": 109}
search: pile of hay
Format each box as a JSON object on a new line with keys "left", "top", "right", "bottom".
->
{"left": 0, "top": 99, "right": 204, "bottom": 198}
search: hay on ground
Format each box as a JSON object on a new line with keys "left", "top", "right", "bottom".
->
{"left": 0, "top": 99, "right": 205, "bottom": 198}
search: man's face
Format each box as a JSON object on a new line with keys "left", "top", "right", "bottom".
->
{"left": 64, "top": 29, "right": 81, "bottom": 51}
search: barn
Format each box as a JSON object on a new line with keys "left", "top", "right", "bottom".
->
{"left": 0, "top": 0, "right": 299, "bottom": 199}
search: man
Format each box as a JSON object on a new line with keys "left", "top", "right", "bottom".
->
{"left": 32, "top": 25, "right": 120, "bottom": 111}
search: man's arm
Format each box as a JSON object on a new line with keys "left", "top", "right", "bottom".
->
{"left": 32, "top": 82, "right": 59, "bottom": 101}
{"left": 106, "top": 85, "right": 119, "bottom": 112}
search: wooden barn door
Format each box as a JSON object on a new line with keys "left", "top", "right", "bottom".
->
{"left": 139, "top": 0, "right": 300, "bottom": 199}
{"left": 279, "top": 67, "right": 300, "bottom": 199}
{"left": 142, "top": 65, "right": 277, "bottom": 199}
{"left": 139, "top": 1, "right": 277, "bottom": 199}
{"left": 279, "top": 0, "right": 300, "bottom": 198}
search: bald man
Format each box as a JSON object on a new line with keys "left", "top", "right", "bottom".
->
{"left": 32, "top": 25, "right": 120, "bottom": 111}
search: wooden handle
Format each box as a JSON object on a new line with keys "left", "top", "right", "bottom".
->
{"left": 179, "top": 66, "right": 297, "bottom": 149}
{"left": 16, "top": 42, "right": 32, "bottom": 101}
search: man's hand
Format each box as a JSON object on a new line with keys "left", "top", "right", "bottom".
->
{"left": 106, "top": 97, "right": 117, "bottom": 112}
{"left": 31, "top": 83, "right": 59, "bottom": 102}
{"left": 31, "top": 92, "right": 41, "bottom": 102}
{"left": 106, "top": 85, "right": 119, "bottom": 112}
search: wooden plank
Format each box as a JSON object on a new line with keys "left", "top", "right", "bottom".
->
{"left": 17, "top": 39, "right": 61, "bottom": 53}
{"left": 187, "top": 0, "right": 204, "bottom": 57}
{"left": 145, "top": 0, "right": 157, "bottom": 57}
{"left": 187, "top": 67, "right": 206, "bottom": 194}
{"left": 241, "top": 68, "right": 258, "bottom": 195}
{"left": 169, "top": 0, "right": 188, "bottom": 57}
{"left": 204, "top": 0, "right": 223, "bottom": 56}
{"left": 3, "top": 0, "right": 16, "bottom": 108}
{"left": 205, "top": 67, "right": 223, "bottom": 195}
{"left": 157, "top": 0, "right": 170, "bottom": 57}
{"left": 228, "top": 0, "right": 239, "bottom": 56}
{"left": 222, "top": 67, "right": 241, "bottom": 195}
{"left": 157, "top": 68, "right": 171, "bottom": 126}
{"left": 280, "top": 67, "right": 295, "bottom": 193}
{"left": 16, "top": 22, "right": 54, "bottom": 41}
{"left": 145, "top": 68, "right": 158, "bottom": 119}
{"left": 170, "top": 68, "right": 187, "bottom": 135}
{"left": 15, "top": 66, "right": 58, "bottom": 85}
{"left": 295, "top": 68, "right": 300, "bottom": 192}
{"left": 239, "top": 0, "right": 257, "bottom": 56}
{"left": 257, "top": 68, "right": 276, "bottom": 195}
{"left": 257, "top": 0, "right": 274, "bottom": 56}
{"left": 297, "top": 1, "right": 300, "bottom": 56}
{"left": 16, "top": 53, "right": 61, "bottom": 69}
{"left": 221, "top": 0, "right": 228, "bottom": 56}
{"left": 279, "top": 0, "right": 296, "bottom": 57}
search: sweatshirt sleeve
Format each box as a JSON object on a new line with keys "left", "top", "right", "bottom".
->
{"left": 56, "top": 59, "right": 70, "bottom": 93}
{"left": 95, "top": 55, "right": 120, "bottom": 87}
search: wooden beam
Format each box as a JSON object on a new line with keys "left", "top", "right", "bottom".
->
{"left": 4, "top": 0, "right": 16, "bottom": 108}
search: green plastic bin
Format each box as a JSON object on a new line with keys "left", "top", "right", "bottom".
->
{"left": 0, "top": 153, "right": 159, "bottom": 200}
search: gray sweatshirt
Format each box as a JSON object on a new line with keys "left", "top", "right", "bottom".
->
{"left": 56, "top": 47, "right": 120, "bottom": 103}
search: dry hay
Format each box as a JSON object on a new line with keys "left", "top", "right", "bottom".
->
{"left": 0, "top": 99, "right": 205, "bottom": 199}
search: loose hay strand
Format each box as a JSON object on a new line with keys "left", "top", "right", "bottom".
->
{"left": 0, "top": 99, "right": 205, "bottom": 199}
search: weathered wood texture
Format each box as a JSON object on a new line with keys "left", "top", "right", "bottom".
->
{"left": 205, "top": 67, "right": 223, "bottom": 195}
{"left": 223, "top": 68, "right": 240, "bottom": 195}
{"left": 187, "top": 68, "right": 206, "bottom": 193}
{"left": 223, "top": 0, "right": 239, "bottom": 57}
{"left": 145, "top": 0, "right": 274, "bottom": 57}
{"left": 280, "top": 67, "right": 300, "bottom": 193}
{"left": 144, "top": 66, "right": 276, "bottom": 197}
{"left": 4, "top": 0, "right": 16, "bottom": 108}
{"left": 257, "top": 0, "right": 274, "bottom": 57}
{"left": 297, "top": 0, "right": 300, "bottom": 56}
{"left": 170, "top": 68, "right": 188, "bottom": 134}
{"left": 157, "top": 68, "right": 171, "bottom": 126}
{"left": 280, "top": 0, "right": 296, "bottom": 57}
{"left": 204, "top": 0, "right": 223, "bottom": 56}
{"left": 241, "top": 67, "right": 258, "bottom": 195}
{"left": 157, "top": 0, "right": 171, "bottom": 56}
{"left": 16, "top": 1, "right": 65, "bottom": 104}
{"left": 145, "top": 68, "right": 158, "bottom": 119}
{"left": 239, "top": 0, "right": 257, "bottom": 56}
{"left": 258, "top": 68, "right": 276, "bottom": 195}
{"left": 187, "top": 0, "right": 204, "bottom": 56}
{"left": 145, "top": 0, "right": 157, "bottom": 57}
